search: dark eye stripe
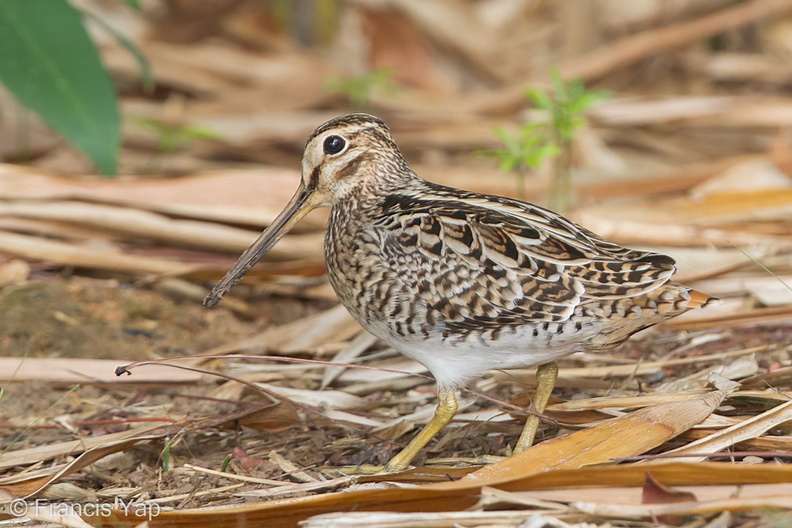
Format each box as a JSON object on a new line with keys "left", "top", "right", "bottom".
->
{"left": 308, "top": 165, "right": 320, "bottom": 188}
{"left": 335, "top": 153, "right": 368, "bottom": 180}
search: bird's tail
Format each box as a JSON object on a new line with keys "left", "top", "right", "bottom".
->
{"left": 686, "top": 288, "right": 721, "bottom": 309}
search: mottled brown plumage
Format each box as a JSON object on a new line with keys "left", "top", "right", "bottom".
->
{"left": 205, "top": 113, "right": 718, "bottom": 473}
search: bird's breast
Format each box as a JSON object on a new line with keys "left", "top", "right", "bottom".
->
{"left": 325, "top": 210, "right": 395, "bottom": 320}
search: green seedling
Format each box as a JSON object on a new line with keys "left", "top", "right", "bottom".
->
{"left": 137, "top": 118, "right": 220, "bottom": 154}
{"left": 161, "top": 437, "right": 172, "bottom": 472}
{"left": 527, "top": 70, "right": 610, "bottom": 213}
{"left": 325, "top": 68, "right": 399, "bottom": 111}
{"left": 483, "top": 69, "right": 609, "bottom": 210}
{"left": 478, "top": 123, "right": 559, "bottom": 201}
{"left": 526, "top": 70, "right": 610, "bottom": 142}
{"left": 136, "top": 117, "right": 220, "bottom": 174}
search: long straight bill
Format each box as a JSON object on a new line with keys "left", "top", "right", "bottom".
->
{"left": 203, "top": 182, "right": 315, "bottom": 308}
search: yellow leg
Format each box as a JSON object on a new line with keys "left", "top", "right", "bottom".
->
{"left": 383, "top": 390, "right": 458, "bottom": 472}
{"left": 514, "top": 361, "right": 558, "bottom": 453}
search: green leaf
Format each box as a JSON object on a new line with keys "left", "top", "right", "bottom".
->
{"left": 123, "top": 0, "right": 141, "bottom": 10}
{"left": 179, "top": 126, "right": 221, "bottom": 141}
{"left": 526, "top": 87, "right": 552, "bottom": 110}
{"left": 537, "top": 144, "right": 561, "bottom": 158}
{"left": 493, "top": 126, "right": 518, "bottom": 153}
{"left": 520, "top": 121, "right": 547, "bottom": 134}
{"left": 500, "top": 158, "right": 518, "bottom": 172}
{"left": 161, "top": 438, "right": 172, "bottom": 472}
{"left": 0, "top": 0, "right": 120, "bottom": 175}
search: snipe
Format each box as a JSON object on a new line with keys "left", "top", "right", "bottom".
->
{"left": 205, "top": 113, "right": 718, "bottom": 473}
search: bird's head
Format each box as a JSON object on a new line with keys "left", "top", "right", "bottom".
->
{"left": 301, "top": 113, "right": 405, "bottom": 204}
{"left": 204, "top": 113, "right": 403, "bottom": 307}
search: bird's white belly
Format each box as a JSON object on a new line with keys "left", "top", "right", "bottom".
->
{"left": 361, "top": 319, "right": 601, "bottom": 391}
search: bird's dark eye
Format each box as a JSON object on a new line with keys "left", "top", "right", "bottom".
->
{"left": 323, "top": 135, "right": 346, "bottom": 155}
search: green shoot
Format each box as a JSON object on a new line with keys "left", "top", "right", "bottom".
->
{"left": 483, "top": 69, "right": 609, "bottom": 209}
{"left": 325, "top": 68, "right": 399, "bottom": 111}
{"left": 137, "top": 118, "right": 220, "bottom": 154}
{"left": 478, "top": 124, "right": 559, "bottom": 201}
{"left": 161, "top": 437, "right": 172, "bottom": 472}
{"left": 135, "top": 117, "right": 220, "bottom": 174}
{"left": 526, "top": 69, "right": 610, "bottom": 213}
{"left": 526, "top": 70, "right": 610, "bottom": 141}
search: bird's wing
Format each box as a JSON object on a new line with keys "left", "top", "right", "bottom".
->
{"left": 374, "top": 187, "right": 676, "bottom": 333}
